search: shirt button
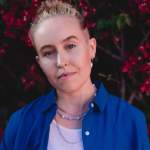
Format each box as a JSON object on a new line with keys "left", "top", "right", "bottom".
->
{"left": 90, "top": 102, "right": 94, "bottom": 108}
{"left": 85, "top": 130, "right": 90, "bottom": 136}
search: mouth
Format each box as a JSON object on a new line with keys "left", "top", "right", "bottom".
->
{"left": 58, "top": 72, "right": 76, "bottom": 80}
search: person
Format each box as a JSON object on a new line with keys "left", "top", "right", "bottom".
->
{"left": 0, "top": 0, "right": 149, "bottom": 150}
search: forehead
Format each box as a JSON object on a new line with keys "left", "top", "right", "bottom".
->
{"left": 33, "top": 15, "right": 88, "bottom": 50}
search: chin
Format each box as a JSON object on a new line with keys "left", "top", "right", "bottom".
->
{"left": 57, "top": 83, "right": 82, "bottom": 93}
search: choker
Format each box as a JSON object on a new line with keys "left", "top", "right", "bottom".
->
{"left": 56, "top": 84, "right": 97, "bottom": 121}
{"left": 57, "top": 107, "right": 88, "bottom": 120}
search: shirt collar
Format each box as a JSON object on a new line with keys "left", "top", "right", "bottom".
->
{"left": 41, "top": 81, "right": 109, "bottom": 113}
{"left": 41, "top": 89, "right": 57, "bottom": 113}
{"left": 92, "top": 81, "right": 109, "bottom": 112}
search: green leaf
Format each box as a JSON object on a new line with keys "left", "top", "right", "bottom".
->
{"left": 116, "top": 13, "right": 131, "bottom": 30}
{"left": 97, "top": 19, "right": 113, "bottom": 30}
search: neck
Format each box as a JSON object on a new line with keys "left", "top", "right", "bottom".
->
{"left": 56, "top": 80, "right": 95, "bottom": 115}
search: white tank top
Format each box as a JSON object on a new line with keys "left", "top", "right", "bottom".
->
{"left": 47, "top": 119, "right": 84, "bottom": 150}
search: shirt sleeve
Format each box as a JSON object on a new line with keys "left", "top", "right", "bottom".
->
{"left": 131, "top": 107, "right": 150, "bottom": 150}
{"left": 0, "top": 110, "right": 22, "bottom": 150}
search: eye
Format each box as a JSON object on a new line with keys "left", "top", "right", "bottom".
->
{"left": 65, "top": 44, "right": 76, "bottom": 50}
{"left": 43, "top": 51, "right": 55, "bottom": 57}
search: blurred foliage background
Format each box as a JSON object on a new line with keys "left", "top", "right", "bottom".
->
{"left": 0, "top": 0, "right": 150, "bottom": 139}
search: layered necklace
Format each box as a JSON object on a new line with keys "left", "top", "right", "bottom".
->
{"left": 56, "top": 84, "right": 97, "bottom": 121}
{"left": 54, "top": 119, "right": 82, "bottom": 144}
{"left": 54, "top": 84, "right": 97, "bottom": 144}
{"left": 57, "top": 106, "right": 88, "bottom": 120}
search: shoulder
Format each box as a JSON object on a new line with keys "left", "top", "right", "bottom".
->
{"left": 0, "top": 90, "right": 55, "bottom": 149}
{"left": 95, "top": 81, "right": 145, "bottom": 122}
{"left": 107, "top": 93, "right": 148, "bottom": 138}
{"left": 108, "top": 93, "right": 145, "bottom": 121}
{"left": 11, "top": 89, "right": 56, "bottom": 119}
{"left": 5, "top": 89, "right": 56, "bottom": 135}
{"left": 108, "top": 94, "right": 149, "bottom": 148}
{"left": 96, "top": 81, "right": 144, "bottom": 120}
{"left": 5, "top": 92, "right": 49, "bottom": 129}
{"left": 12, "top": 94, "right": 48, "bottom": 119}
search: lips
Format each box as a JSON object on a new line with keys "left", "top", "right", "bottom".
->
{"left": 57, "top": 72, "right": 76, "bottom": 80}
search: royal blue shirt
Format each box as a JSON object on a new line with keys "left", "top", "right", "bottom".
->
{"left": 0, "top": 82, "right": 149, "bottom": 150}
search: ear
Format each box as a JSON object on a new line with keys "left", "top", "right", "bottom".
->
{"left": 89, "top": 37, "right": 96, "bottom": 59}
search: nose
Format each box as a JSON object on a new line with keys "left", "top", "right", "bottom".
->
{"left": 56, "top": 52, "right": 69, "bottom": 68}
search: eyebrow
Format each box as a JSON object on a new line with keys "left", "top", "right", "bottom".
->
{"left": 39, "top": 35, "right": 78, "bottom": 52}
{"left": 40, "top": 45, "right": 54, "bottom": 52}
{"left": 62, "top": 35, "right": 78, "bottom": 43}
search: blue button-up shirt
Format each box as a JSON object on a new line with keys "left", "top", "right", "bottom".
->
{"left": 0, "top": 82, "right": 149, "bottom": 150}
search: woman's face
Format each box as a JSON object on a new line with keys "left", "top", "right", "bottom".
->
{"left": 33, "top": 15, "right": 96, "bottom": 93}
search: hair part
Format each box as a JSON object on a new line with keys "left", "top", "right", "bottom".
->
{"left": 29, "top": 0, "right": 87, "bottom": 46}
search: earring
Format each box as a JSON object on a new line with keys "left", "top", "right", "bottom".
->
{"left": 35, "top": 55, "right": 39, "bottom": 61}
{"left": 91, "top": 58, "right": 94, "bottom": 68}
{"left": 91, "top": 62, "right": 93, "bottom": 68}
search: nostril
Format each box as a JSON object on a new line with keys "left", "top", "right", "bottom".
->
{"left": 56, "top": 53, "right": 69, "bottom": 68}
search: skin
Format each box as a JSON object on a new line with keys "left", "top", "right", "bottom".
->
{"left": 32, "top": 15, "right": 96, "bottom": 128}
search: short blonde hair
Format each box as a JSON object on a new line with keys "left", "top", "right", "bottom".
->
{"left": 29, "top": 0, "right": 86, "bottom": 45}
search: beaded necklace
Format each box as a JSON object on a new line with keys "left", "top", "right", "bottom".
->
{"left": 56, "top": 84, "right": 97, "bottom": 121}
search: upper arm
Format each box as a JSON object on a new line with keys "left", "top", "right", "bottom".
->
{"left": 131, "top": 107, "right": 150, "bottom": 150}
{"left": 0, "top": 110, "right": 22, "bottom": 150}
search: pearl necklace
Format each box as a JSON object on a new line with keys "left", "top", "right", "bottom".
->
{"left": 56, "top": 84, "right": 97, "bottom": 121}
{"left": 57, "top": 106, "right": 88, "bottom": 120}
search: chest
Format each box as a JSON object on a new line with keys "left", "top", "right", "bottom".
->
{"left": 15, "top": 115, "right": 131, "bottom": 150}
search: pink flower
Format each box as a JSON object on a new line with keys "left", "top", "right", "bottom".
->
{"left": 138, "top": 45, "right": 145, "bottom": 52}
{"left": 136, "top": 0, "right": 150, "bottom": 14}
{"left": 138, "top": 2, "right": 150, "bottom": 14}
{"left": 122, "top": 62, "right": 130, "bottom": 73}
{"left": 21, "top": 33, "right": 33, "bottom": 48}
{"left": 113, "top": 36, "right": 121, "bottom": 43}
{"left": 122, "top": 55, "right": 138, "bottom": 71}
{"left": 85, "top": 22, "right": 96, "bottom": 29}
{"left": 2, "top": 11, "right": 15, "bottom": 28}
{"left": 139, "top": 63, "right": 150, "bottom": 74}
{"left": 4, "top": 29, "right": 16, "bottom": 39}
{"left": 83, "top": 11, "right": 89, "bottom": 17}
{"left": 20, "top": 64, "right": 44, "bottom": 91}
{"left": 138, "top": 43, "right": 150, "bottom": 58}
{"left": 20, "top": 10, "right": 31, "bottom": 24}
{"left": 21, "top": 76, "right": 36, "bottom": 92}
{"left": 14, "top": 18, "right": 24, "bottom": 28}
{"left": 31, "top": 0, "right": 42, "bottom": 9}
{"left": 140, "top": 77, "right": 150, "bottom": 93}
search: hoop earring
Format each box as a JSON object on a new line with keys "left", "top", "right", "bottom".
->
{"left": 91, "top": 58, "right": 94, "bottom": 68}
{"left": 91, "top": 62, "right": 93, "bottom": 68}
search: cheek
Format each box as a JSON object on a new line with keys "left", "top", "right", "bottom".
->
{"left": 39, "top": 59, "right": 56, "bottom": 78}
{"left": 70, "top": 50, "right": 91, "bottom": 75}
{"left": 76, "top": 49, "right": 91, "bottom": 66}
